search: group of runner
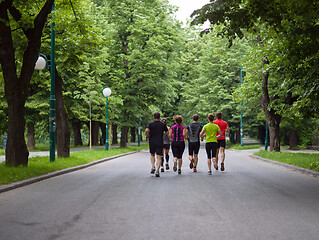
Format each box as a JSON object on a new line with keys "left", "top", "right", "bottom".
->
{"left": 145, "top": 111, "right": 229, "bottom": 177}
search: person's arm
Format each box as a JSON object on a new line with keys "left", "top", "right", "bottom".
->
{"left": 168, "top": 128, "right": 173, "bottom": 141}
{"left": 164, "top": 126, "right": 170, "bottom": 135}
{"left": 145, "top": 128, "right": 150, "bottom": 139}
{"left": 200, "top": 129, "right": 205, "bottom": 141}
{"left": 183, "top": 128, "right": 188, "bottom": 140}
{"left": 225, "top": 124, "right": 230, "bottom": 133}
{"left": 216, "top": 130, "right": 223, "bottom": 139}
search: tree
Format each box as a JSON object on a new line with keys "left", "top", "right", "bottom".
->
{"left": 191, "top": 0, "right": 319, "bottom": 151}
{"left": 0, "top": 0, "right": 55, "bottom": 166}
{"left": 104, "top": 0, "right": 182, "bottom": 147}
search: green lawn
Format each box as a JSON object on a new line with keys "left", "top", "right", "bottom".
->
{"left": 0, "top": 144, "right": 148, "bottom": 185}
{"left": 254, "top": 150, "right": 319, "bottom": 172}
{"left": 0, "top": 149, "right": 4, "bottom": 156}
{"left": 228, "top": 144, "right": 261, "bottom": 150}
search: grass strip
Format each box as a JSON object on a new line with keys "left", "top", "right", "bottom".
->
{"left": 254, "top": 150, "right": 319, "bottom": 172}
{"left": 0, "top": 144, "right": 148, "bottom": 185}
{"left": 0, "top": 149, "right": 4, "bottom": 156}
{"left": 229, "top": 144, "right": 261, "bottom": 150}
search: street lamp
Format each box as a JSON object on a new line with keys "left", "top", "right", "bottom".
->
{"left": 34, "top": 2, "right": 56, "bottom": 162}
{"left": 240, "top": 55, "right": 243, "bottom": 147}
{"left": 101, "top": 86, "right": 111, "bottom": 150}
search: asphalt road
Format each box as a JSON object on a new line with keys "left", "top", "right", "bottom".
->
{"left": 0, "top": 147, "right": 319, "bottom": 240}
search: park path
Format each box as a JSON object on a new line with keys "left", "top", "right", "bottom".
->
{"left": 0, "top": 146, "right": 319, "bottom": 240}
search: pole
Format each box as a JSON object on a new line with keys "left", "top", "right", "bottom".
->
{"left": 138, "top": 116, "right": 141, "bottom": 147}
{"left": 49, "top": 2, "right": 56, "bottom": 162}
{"left": 265, "top": 123, "right": 268, "bottom": 151}
{"left": 240, "top": 55, "right": 243, "bottom": 147}
{"left": 105, "top": 97, "right": 109, "bottom": 150}
{"left": 89, "top": 102, "right": 92, "bottom": 151}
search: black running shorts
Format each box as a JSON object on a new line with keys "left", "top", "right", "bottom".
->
{"left": 205, "top": 142, "right": 218, "bottom": 159}
{"left": 163, "top": 144, "right": 170, "bottom": 150}
{"left": 149, "top": 142, "right": 164, "bottom": 156}
{"left": 171, "top": 141, "right": 185, "bottom": 159}
{"left": 188, "top": 142, "right": 200, "bottom": 155}
{"left": 217, "top": 139, "right": 226, "bottom": 148}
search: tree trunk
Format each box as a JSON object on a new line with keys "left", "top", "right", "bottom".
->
{"left": 1, "top": 0, "right": 54, "bottom": 166}
{"left": 72, "top": 120, "right": 82, "bottom": 146}
{"left": 100, "top": 122, "right": 106, "bottom": 145}
{"left": 120, "top": 126, "right": 129, "bottom": 147}
{"left": 91, "top": 121, "right": 99, "bottom": 146}
{"left": 5, "top": 96, "right": 29, "bottom": 166}
{"left": 130, "top": 127, "right": 136, "bottom": 142}
{"left": 289, "top": 129, "right": 298, "bottom": 149}
{"left": 235, "top": 130, "right": 240, "bottom": 144}
{"left": 258, "top": 125, "right": 266, "bottom": 145}
{"left": 55, "top": 68, "right": 70, "bottom": 158}
{"left": 27, "top": 123, "right": 35, "bottom": 150}
{"left": 258, "top": 36, "right": 281, "bottom": 152}
{"left": 112, "top": 124, "right": 118, "bottom": 145}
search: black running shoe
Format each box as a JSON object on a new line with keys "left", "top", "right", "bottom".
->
{"left": 155, "top": 170, "right": 160, "bottom": 177}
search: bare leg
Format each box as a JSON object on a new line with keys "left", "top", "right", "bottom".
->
{"left": 194, "top": 154, "right": 198, "bottom": 167}
{"left": 151, "top": 153, "right": 155, "bottom": 166}
{"left": 156, "top": 155, "right": 162, "bottom": 170}
{"left": 216, "top": 148, "right": 220, "bottom": 165}
{"left": 212, "top": 157, "right": 217, "bottom": 169}
{"left": 220, "top": 147, "right": 225, "bottom": 163}
{"left": 178, "top": 158, "right": 183, "bottom": 169}
{"left": 207, "top": 158, "right": 212, "bottom": 171}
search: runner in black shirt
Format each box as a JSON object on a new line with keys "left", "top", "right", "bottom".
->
{"left": 145, "top": 112, "right": 168, "bottom": 177}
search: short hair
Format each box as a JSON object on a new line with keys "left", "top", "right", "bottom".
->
{"left": 153, "top": 112, "right": 160, "bottom": 120}
{"left": 173, "top": 115, "right": 183, "bottom": 125}
{"left": 208, "top": 113, "right": 214, "bottom": 122}
{"left": 216, "top": 112, "right": 222, "bottom": 119}
{"left": 193, "top": 114, "right": 199, "bottom": 121}
{"left": 161, "top": 118, "right": 167, "bottom": 124}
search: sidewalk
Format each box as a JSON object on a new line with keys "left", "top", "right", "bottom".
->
{"left": 0, "top": 142, "right": 147, "bottom": 164}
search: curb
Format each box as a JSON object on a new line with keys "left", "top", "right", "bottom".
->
{"left": 250, "top": 155, "right": 319, "bottom": 177}
{"left": 0, "top": 150, "right": 140, "bottom": 194}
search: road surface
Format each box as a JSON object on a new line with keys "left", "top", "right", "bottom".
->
{"left": 0, "top": 147, "right": 319, "bottom": 240}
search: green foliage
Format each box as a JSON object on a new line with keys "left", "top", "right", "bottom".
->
{"left": 254, "top": 150, "right": 319, "bottom": 172}
{"left": 103, "top": 0, "right": 183, "bottom": 128}
{"left": 191, "top": 0, "right": 319, "bottom": 116}
{"left": 0, "top": 144, "right": 148, "bottom": 185}
{"left": 228, "top": 143, "right": 261, "bottom": 150}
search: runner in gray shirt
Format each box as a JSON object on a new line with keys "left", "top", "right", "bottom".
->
{"left": 185, "top": 114, "right": 203, "bottom": 172}
{"left": 161, "top": 118, "right": 171, "bottom": 171}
